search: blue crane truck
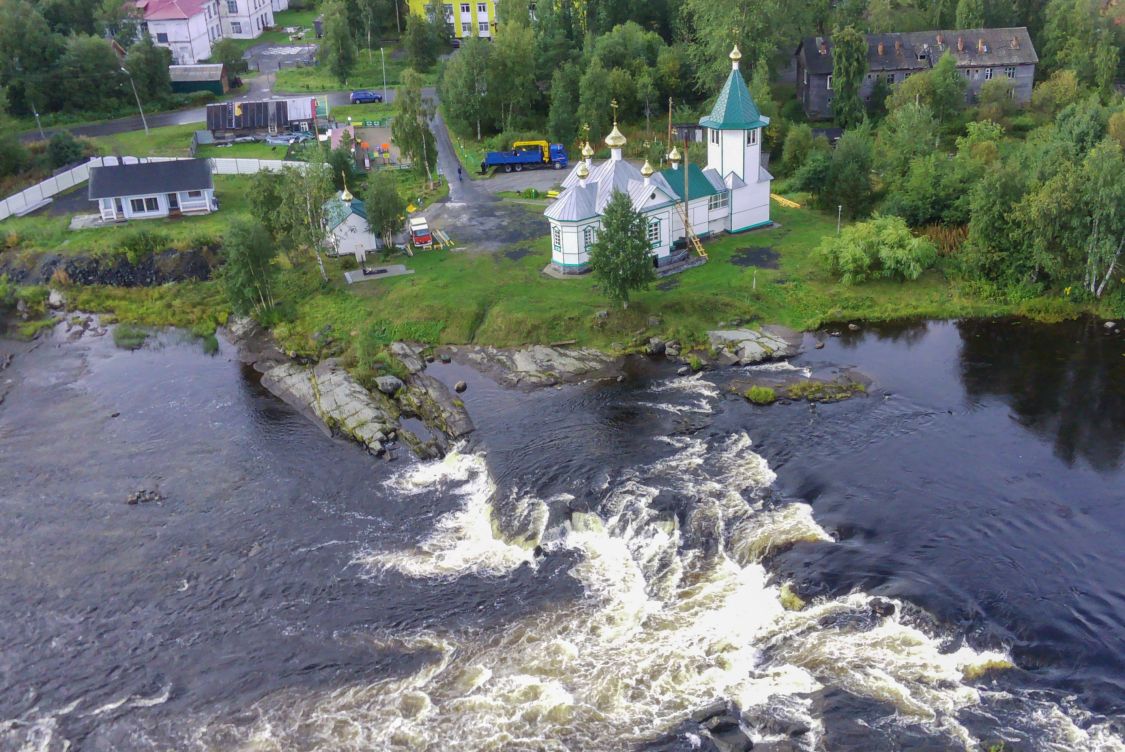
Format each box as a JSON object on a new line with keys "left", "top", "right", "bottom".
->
{"left": 480, "top": 140, "right": 568, "bottom": 173}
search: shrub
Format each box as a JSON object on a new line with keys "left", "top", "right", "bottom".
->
{"left": 745, "top": 385, "right": 777, "bottom": 405}
{"left": 46, "top": 131, "right": 85, "bottom": 169}
{"left": 119, "top": 229, "right": 169, "bottom": 265}
{"left": 819, "top": 214, "right": 938, "bottom": 284}
{"left": 188, "top": 91, "right": 218, "bottom": 106}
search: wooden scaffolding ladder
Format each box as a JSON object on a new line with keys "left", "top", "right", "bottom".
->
{"left": 679, "top": 132, "right": 707, "bottom": 260}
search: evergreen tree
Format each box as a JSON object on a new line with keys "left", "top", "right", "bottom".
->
{"left": 588, "top": 190, "right": 655, "bottom": 309}
{"left": 426, "top": 0, "right": 451, "bottom": 47}
{"left": 364, "top": 171, "right": 407, "bottom": 249}
{"left": 46, "top": 130, "right": 84, "bottom": 168}
{"left": 323, "top": 0, "right": 357, "bottom": 84}
{"left": 58, "top": 35, "right": 127, "bottom": 111}
{"left": 954, "top": 0, "right": 984, "bottom": 28}
{"left": 831, "top": 25, "right": 867, "bottom": 129}
{"left": 403, "top": 14, "right": 436, "bottom": 72}
{"left": 547, "top": 64, "right": 580, "bottom": 146}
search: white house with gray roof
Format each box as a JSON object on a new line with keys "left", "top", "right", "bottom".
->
{"left": 545, "top": 47, "right": 772, "bottom": 274}
{"left": 88, "top": 159, "right": 215, "bottom": 222}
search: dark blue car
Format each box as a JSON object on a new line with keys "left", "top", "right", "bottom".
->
{"left": 349, "top": 90, "right": 383, "bottom": 104}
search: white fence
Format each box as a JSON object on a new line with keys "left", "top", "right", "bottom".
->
{"left": 0, "top": 156, "right": 323, "bottom": 222}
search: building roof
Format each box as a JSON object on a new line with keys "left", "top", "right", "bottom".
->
{"left": 699, "top": 67, "right": 769, "bottom": 131}
{"left": 657, "top": 163, "right": 721, "bottom": 202}
{"left": 138, "top": 0, "right": 208, "bottom": 20}
{"left": 88, "top": 159, "right": 213, "bottom": 199}
{"left": 169, "top": 64, "right": 225, "bottom": 83}
{"left": 323, "top": 194, "right": 367, "bottom": 231}
{"left": 797, "top": 27, "right": 1038, "bottom": 75}
{"left": 544, "top": 181, "right": 599, "bottom": 222}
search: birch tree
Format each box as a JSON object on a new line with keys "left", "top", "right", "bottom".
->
{"left": 276, "top": 164, "right": 333, "bottom": 282}
{"left": 391, "top": 68, "right": 437, "bottom": 186}
{"left": 222, "top": 219, "right": 278, "bottom": 316}
{"left": 1081, "top": 138, "right": 1125, "bottom": 298}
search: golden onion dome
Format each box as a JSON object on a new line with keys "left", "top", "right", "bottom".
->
{"left": 730, "top": 45, "right": 742, "bottom": 63}
{"left": 640, "top": 160, "right": 654, "bottom": 177}
{"left": 576, "top": 161, "right": 590, "bottom": 179}
{"left": 581, "top": 141, "right": 594, "bottom": 158}
{"left": 340, "top": 187, "right": 354, "bottom": 202}
{"left": 605, "top": 124, "right": 627, "bottom": 148}
{"left": 668, "top": 145, "right": 682, "bottom": 163}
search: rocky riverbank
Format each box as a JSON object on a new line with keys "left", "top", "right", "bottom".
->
{"left": 0, "top": 246, "right": 218, "bottom": 287}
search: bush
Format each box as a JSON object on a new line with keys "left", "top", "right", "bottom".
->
{"left": 119, "top": 229, "right": 169, "bottom": 265}
{"left": 47, "top": 131, "right": 85, "bottom": 169}
{"left": 819, "top": 214, "right": 938, "bottom": 284}
{"left": 188, "top": 91, "right": 218, "bottom": 106}
{"left": 745, "top": 385, "right": 777, "bottom": 405}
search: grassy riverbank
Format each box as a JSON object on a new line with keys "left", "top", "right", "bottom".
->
{"left": 9, "top": 200, "right": 1118, "bottom": 362}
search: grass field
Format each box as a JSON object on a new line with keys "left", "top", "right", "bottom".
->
{"left": 88, "top": 123, "right": 204, "bottom": 158}
{"left": 329, "top": 101, "right": 395, "bottom": 124}
{"left": 1, "top": 176, "right": 253, "bottom": 256}
{"left": 274, "top": 47, "right": 437, "bottom": 93}
{"left": 196, "top": 141, "right": 294, "bottom": 159}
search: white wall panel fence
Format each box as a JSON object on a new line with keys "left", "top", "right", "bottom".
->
{"left": 0, "top": 156, "right": 322, "bottom": 222}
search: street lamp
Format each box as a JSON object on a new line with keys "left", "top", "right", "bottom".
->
{"left": 120, "top": 67, "right": 149, "bottom": 136}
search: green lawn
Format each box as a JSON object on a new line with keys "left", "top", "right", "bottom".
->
{"left": 274, "top": 48, "right": 436, "bottom": 93}
{"left": 89, "top": 122, "right": 203, "bottom": 158}
{"left": 329, "top": 101, "right": 395, "bottom": 124}
{"left": 210, "top": 8, "right": 323, "bottom": 57}
{"left": 1, "top": 176, "right": 253, "bottom": 256}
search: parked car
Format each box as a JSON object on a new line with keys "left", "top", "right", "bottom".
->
{"left": 349, "top": 90, "right": 383, "bottom": 104}
{"left": 264, "top": 134, "right": 295, "bottom": 145}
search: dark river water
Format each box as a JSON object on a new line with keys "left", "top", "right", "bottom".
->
{"left": 0, "top": 318, "right": 1122, "bottom": 751}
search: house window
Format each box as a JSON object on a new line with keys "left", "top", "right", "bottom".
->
{"left": 646, "top": 219, "right": 660, "bottom": 246}
{"left": 708, "top": 191, "right": 729, "bottom": 210}
{"left": 478, "top": 21, "right": 488, "bottom": 31}
{"left": 443, "top": 4, "right": 452, "bottom": 17}
{"left": 227, "top": 0, "right": 237, "bottom": 11}
{"left": 145, "top": 197, "right": 159, "bottom": 211}
{"left": 984, "top": 68, "right": 992, "bottom": 80}
{"left": 462, "top": 21, "right": 470, "bottom": 32}
{"left": 884, "top": 73, "right": 895, "bottom": 84}
{"left": 187, "top": 190, "right": 203, "bottom": 198}
{"left": 746, "top": 128, "right": 757, "bottom": 146}
{"left": 460, "top": 3, "right": 469, "bottom": 11}
{"left": 477, "top": 2, "right": 486, "bottom": 11}
{"left": 583, "top": 226, "right": 595, "bottom": 249}
{"left": 709, "top": 129, "right": 719, "bottom": 145}
{"left": 551, "top": 225, "right": 561, "bottom": 252}
{"left": 156, "top": 32, "right": 168, "bottom": 42}
{"left": 1004, "top": 66, "right": 1015, "bottom": 79}
{"left": 231, "top": 21, "right": 242, "bottom": 33}
{"left": 130, "top": 198, "right": 145, "bottom": 213}
{"left": 826, "top": 74, "right": 832, "bottom": 90}
{"left": 131, "top": 197, "right": 159, "bottom": 213}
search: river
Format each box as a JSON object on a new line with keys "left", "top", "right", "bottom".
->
{"left": 0, "top": 318, "right": 1122, "bottom": 751}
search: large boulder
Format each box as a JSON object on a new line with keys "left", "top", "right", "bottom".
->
{"left": 707, "top": 326, "right": 800, "bottom": 365}
{"left": 389, "top": 342, "right": 426, "bottom": 374}
{"left": 451, "top": 344, "right": 621, "bottom": 388}
{"left": 375, "top": 375, "right": 405, "bottom": 395}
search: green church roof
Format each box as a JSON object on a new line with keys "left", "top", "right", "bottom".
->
{"left": 699, "top": 67, "right": 769, "bottom": 131}
{"left": 658, "top": 163, "right": 720, "bottom": 201}
{"left": 323, "top": 196, "right": 367, "bottom": 231}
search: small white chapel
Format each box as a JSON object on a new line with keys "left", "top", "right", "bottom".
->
{"left": 545, "top": 45, "right": 773, "bottom": 274}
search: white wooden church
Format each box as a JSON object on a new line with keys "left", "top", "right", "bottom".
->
{"left": 545, "top": 46, "right": 773, "bottom": 274}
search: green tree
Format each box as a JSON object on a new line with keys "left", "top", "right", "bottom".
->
{"left": 221, "top": 219, "right": 278, "bottom": 316}
{"left": 209, "top": 38, "right": 248, "bottom": 73}
{"left": 976, "top": 78, "right": 1016, "bottom": 121}
{"left": 818, "top": 214, "right": 937, "bottom": 284}
{"left": 588, "top": 190, "right": 655, "bottom": 308}
{"left": 403, "top": 13, "right": 436, "bottom": 71}
{"left": 876, "top": 102, "right": 937, "bottom": 181}
{"left": 781, "top": 122, "right": 814, "bottom": 174}
{"left": 0, "top": 130, "right": 29, "bottom": 177}
{"left": 392, "top": 68, "right": 437, "bottom": 184}
{"left": 274, "top": 163, "right": 334, "bottom": 281}
{"left": 828, "top": 127, "right": 875, "bottom": 218}
{"left": 748, "top": 55, "right": 780, "bottom": 148}
{"left": 57, "top": 35, "right": 126, "bottom": 111}
{"left": 363, "top": 171, "right": 406, "bottom": 249}
{"left": 46, "top": 130, "right": 84, "bottom": 168}
{"left": 322, "top": 0, "right": 357, "bottom": 84}
{"left": 578, "top": 57, "right": 612, "bottom": 144}
{"left": 1079, "top": 138, "right": 1125, "bottom": 297}
{"left": 247, "top": 169, "right": 284, "bottom": 239}
{"left": 124, "top": 35, "right": 172, "bottom": 101}
{"left": 426, "top": 0, "right": 451, "bottom": 48}
{"left": 327, "top": 146, "right": 357, "bottom": 191}
{"left": 955, "top": 0, "right": 984, "bottom": 28}
{"left": 964, "top": 165, "right": 1029, "bottom": 284}
{"left": 547, "top": 63, "right": 580, "bottom": 146}
{"left": 930, "top": 51, "right": 967, "bottom": 122}
{"left": 489, "top": 21, "right": 537, "bottom": 132}
{"left": 1031, "top": 69, "right": 1082, "bottom": 114}
{"left": 831, "top": 25, "right": 867, "bottom": 128}
{"left": 606, "top": 68, "right": 636, "bottom": 119}
{"left": 95, "top": 0, "right": 141, "bottom": 47}
{"left": 886, "top": 68, "right": 934, "bottom": 113}
{"left": 440, "top": 34, "right": 491, "bottom": 140}
{"left": 1092, "top": 33, "right": 1120, "bottom": 102}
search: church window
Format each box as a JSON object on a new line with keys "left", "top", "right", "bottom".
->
{"left": 747, "top": 129, "right": 757, "bottom": 146}
{"left": 583, "top": 226, "right": 595, "bottom": 249}
{"left": 646, "top": 219, "right": 660, "bottom": 246}
{"left": 708, "top": 191, "right": 729, "bottom": 211}
{"left": 709, "top": 129, "right": 719, "bottom": 145}
{"left": 826, "top": 74, "right": 832, "bottom": 90}
{"left": 551, "top": 226, "right": 561, "bottom": 252}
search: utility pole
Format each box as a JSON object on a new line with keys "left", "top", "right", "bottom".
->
{"left": 837, "top": 205, "right": 843, "bottom": 235}
{"left": 30, "top": 102, "right": 45, "bottom": 140}
{"left": 381, "top": 47, "right": 388, "bottom": 104}
{"left": 121, "top": 67, "right": 149, "bottom": 136}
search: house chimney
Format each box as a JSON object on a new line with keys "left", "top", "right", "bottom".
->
{"left": 1010, "top": 36, "right": 1019, "bottom": 49}
{"left": 957, "top": 36, "right": 964, "bottom": 52}
{"left": 978, "top": 38, "right": 986, "bottom": 53}
{"left": 936, "top": 33, "right": 943, "bottom": 46}
{"left": 894, "top": 39, "right": 902, "bottom": 53}
{"left": 877, "top": 41, "right": 885, "bottom": 56}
